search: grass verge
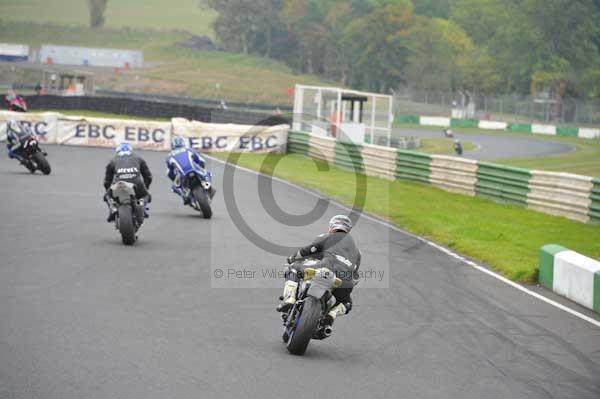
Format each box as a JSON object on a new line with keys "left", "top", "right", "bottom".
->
{"left": 418, "top": 138, "right": 476, "bottom": 155}
{"left": 214, "top": 152, "right": 600, "bottom": 283}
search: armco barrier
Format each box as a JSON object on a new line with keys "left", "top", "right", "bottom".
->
{"left": 526, "top": 171, "right": 593, "bottom": 223}
{"left": 309, "top": 134, "right": 336, "bottom": 165}
{"left": 539, "top": 244, "right": 600, "bottom": 313}
{"left": 590, "top": 178, "right": 600, "bottom": 223}
{"left": 335, "top": 141, "right": 363, "bottom": 173}
{"left": 287, "top": 130, "right": 310, "bottom": 156}
{"left": 289, "top": 131, "right": 599, "bottom": 224}
{"left": 396, "top": 151, "right": 431, "bottom": 184}
{"left": 429, "top": 155, "right": 478, "bottom": 195}
{"left": 361, "top": 143, "right": 397, "bottom": 180}
{"left": 476, "top": 163, "right": 531, "bottom": 205}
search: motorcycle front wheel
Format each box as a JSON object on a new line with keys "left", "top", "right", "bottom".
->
{"left": 32, "top": 152, "right": 51, "bottom": 175}
{"left": 286, "top": 296, "right": 322, "bottom": 355}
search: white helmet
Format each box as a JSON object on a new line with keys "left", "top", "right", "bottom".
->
{"left": 329, "top": 215, "right": 352, "bottom": 233}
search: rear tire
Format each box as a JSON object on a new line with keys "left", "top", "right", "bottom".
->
{"left": 286, "top": 297, "right": 322, "bottom": 355}
{"left": 118, "top": 205, "right": 136, "bottom": 245}
{"left": 33, "top": 152, "right": 51, "bottom": 175}
{"left": 193, "top": 186, "right": 212, "bottom": 219}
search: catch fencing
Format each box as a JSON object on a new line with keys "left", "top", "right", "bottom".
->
{"left": 288, "top": 131, "right": 600, "bottom": 224}
{"left": 394, "top": 89, "right": 600, "bottom": 126}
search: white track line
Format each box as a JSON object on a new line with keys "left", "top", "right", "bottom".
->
{"left": 208, "top": 155, "right": 600, "bottom": 329}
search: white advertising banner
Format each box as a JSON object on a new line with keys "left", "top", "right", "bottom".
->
{"left": 56, "top": 116, "right": 171, "bottom": 151}
{"left": 0, "top": 110, "right": 59, "bottom": 143}
{"left": 172, "top": 118, "right": 288, "bottom": 153}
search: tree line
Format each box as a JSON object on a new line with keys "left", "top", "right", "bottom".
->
{"left": 204, "top": 0, "right": 600, "bottom": 99}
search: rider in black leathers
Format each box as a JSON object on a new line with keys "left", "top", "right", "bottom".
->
{"left": 278, "top": 215, "right": 361, "bottom": 327}
{"left": 103, "top": 143, "right": 153, "bottom": 222}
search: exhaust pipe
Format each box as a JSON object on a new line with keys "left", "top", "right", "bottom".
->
{"left": 323, "top": 326, "right": 333, "bottom": 337}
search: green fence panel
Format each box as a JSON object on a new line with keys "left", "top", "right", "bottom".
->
{"left": 334, "top": 141, "right": 364, "bottom": 173}
{"left": 507, "top": 123, "right": 532, "bottom": 133}
{"left": 556, "top": 127, "right": 579, "bottom": 137}
{"left": 476, "top": 163, "right": 531, "bottom": 205}
{"left": 589, "top": 177, "right": 600, "bottom": 224}
{"left": 396, "top": 115, "right": 420, "bottom": 124}
{"left": 451, "top": 118, "right": 479, "bottom": 128}
{"left": 395, "top": 150, "right": 431, "bottom": 184}
{"left": 287, "top": 130, "right": 310, "bottom": 156}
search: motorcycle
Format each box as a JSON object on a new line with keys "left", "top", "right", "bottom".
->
{"left": 18, "top": 136, "right": 51, "bottom": 175}
{"left": 281, "top": 264, "right": 343, "bottom": 355}
{"left": 443, "top": 128, "right": 454, "bottom": 138}
{"left": 109, "top": 181, "right": 147, "bottom": 245}
{"left": 6, "top": 95, "right": 28, "bottom": 112}
{"left": 454, "top": 141, "right": 463, "bottom": 156}
{"left": 177, "top": 166, "right": 213, "bottom": 219}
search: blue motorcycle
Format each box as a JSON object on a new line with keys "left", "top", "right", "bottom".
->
{"left": 174, "top": 165, "right": 214, "bottom": 219}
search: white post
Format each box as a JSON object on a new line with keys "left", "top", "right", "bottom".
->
{"left": 387, "top": 95, "right": 393, "bottom": 147}
{"left": 293, "top": 84, "right": 304, "bottom": 131}
{"left": 371, "top": 96, "right": 376, "bottom": 145}
{"left": 336, "top": 89, "right": 342, "bottom": 140}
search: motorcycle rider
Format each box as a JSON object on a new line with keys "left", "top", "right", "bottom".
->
{"left": 103, "top": 143, "right": 153, "bottom": 222}
{"left": 166, "top": 136, "right": 215, "bottom": 204}
{"left": 278, "top": 215, "right": 361, "bottom": 329}
{"left": 454, "top": 139, "right": 463, "bottom": 156}
{"left": 6, "top": 119, "right": 37, "bottom": 171}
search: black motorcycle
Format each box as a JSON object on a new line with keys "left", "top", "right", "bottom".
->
{"left": 108, "top": 181, "right": 147, "bottom": 245}
{"left": 18, "top": 136, "right": 51, "bottom": 175}
{"left": 281, "top": 265, "right": 343, "bottom": 355}
{"left": 454, "top": 141, "right": 463, "bottom": 156}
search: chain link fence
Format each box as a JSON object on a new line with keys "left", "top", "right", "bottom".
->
{"left": 393, "top": 88, "right": 600, "bottom": 126}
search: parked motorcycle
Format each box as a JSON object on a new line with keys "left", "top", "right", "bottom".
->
{"left": 109, "top": 181, "right": 147, "bottom": 245}
{"left": 18, "top": 135, "right": 51, "bottom": 175}
{"left": 177, "top": 166, "right": 213, "bottom": 218}
{"left": 280, "top": 264, "right": 343, "bottom": 355}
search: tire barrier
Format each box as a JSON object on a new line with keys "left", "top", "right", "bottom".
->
{"left": 539, "top": 244, "right": 600, "bottom": 313}
{"left": 396, "top": 115, "right": 600, "bottom": 139}
{"left": 288, "top": 130, "right": 600, "bottom": 223}
{"left": 19, "top": 95, "right": 290, "bottom": 126}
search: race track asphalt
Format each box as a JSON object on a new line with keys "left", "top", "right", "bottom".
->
{"left": 394, "top": 127, "right": 574, "bottom": 160}
{"left": 1, "top": 145, "right": 599, "bottom": 399}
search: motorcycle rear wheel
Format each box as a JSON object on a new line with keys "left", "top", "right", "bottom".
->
{"left": 287, "top": 297, "right": 322, "bottom": 355}
{"left": 118, "top": 205, "right": 137, "bottom": 246}
{"left": 192, "top": 186, "right": 212, "bottom": 219}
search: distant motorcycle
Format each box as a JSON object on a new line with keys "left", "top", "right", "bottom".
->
{"left": 280, "top": 263, "right": 343, "bottom": 355}
{"left": 454, "top": 141, "right": 463, "bottom": 156}
{"left": 443, "top": 128, "right": 454, "bottom": 138}
{"left": 16, "top": 135, "right": 51, "bottom": 175}
{"left": 6, "top": 95, "right": 28, "bottom": 112}
{"left": 177, "top": 165, "right": 213, "bottom": 218}
{"left": 108, "top": 181, "right": 147, "bottom": 245}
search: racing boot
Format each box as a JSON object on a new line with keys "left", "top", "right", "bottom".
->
{"left": 104, "top": 193, "right": 117, "bottom": 223}
{"left": 322, "top": 303, "right": 347, "bottom": 327}
{"left": 276, "top": 280, "right": 298, "bottom": 312}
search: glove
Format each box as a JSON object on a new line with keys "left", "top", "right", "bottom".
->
{"left": 286, "top": 255, "right": 296, "bottom": 265}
